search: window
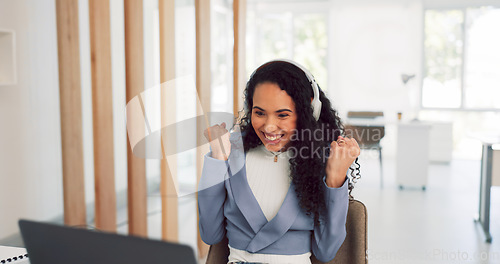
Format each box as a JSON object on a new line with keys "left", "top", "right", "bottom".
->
{"left": 211, "top": 0, "right": 234, "bottom": 114}
{"left": 423, "top": 9, "right": 463, "bottom": 108}
{"left": 423, "top": 6, "right": 500, "bottom": 110}
{"left": 294, "top": 13, "right": 328, "bottom": 90}
{"left": 464, "top": 7, "right": 500, "bottom": 109}
{"left": 247, "top": 2, "right": 328, "bottom": 90}
{"left": 422, "top": 5, "right": 500, "bottom": 159}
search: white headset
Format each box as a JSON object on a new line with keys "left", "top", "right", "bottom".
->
{"left": 247, "top": 59, "right": 322, "bottom": 121}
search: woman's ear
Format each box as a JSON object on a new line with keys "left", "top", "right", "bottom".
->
{"left": 311, "top": 97, "right": 313, "bottom": 103}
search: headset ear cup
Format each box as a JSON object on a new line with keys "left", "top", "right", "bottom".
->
{"left": 311, "top": 96, "right": 322, "bottom": 121}
{"left": 310, "top": 81, "right": 322, "bottom": 121}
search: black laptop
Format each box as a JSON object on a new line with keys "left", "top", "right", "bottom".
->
{"left": 18, "top": 219, "right": 198, "bottom": 264}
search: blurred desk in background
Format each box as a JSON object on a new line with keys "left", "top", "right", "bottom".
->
{"left": 469, "top": 133, "right": 500, "bottom": 243}
{"left": 346, "top": 117, "right": 453, "bottom": 189}
{"left": 347, "top": 118, "right": 453, "bottom": 162}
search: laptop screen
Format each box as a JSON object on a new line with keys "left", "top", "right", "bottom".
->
{"left": 18, "top": 219, "right": 197, "bottom": 264}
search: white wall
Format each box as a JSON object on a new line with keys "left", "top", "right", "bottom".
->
{"left": 328, "top": 0, "right": 423, "bottom": 114}
{"left": 0, "top": 0, "right": 63, "bottom": 238}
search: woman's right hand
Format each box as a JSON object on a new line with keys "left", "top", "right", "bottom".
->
{"left": 203, "top": 122, "right": 231, "bottom": 160}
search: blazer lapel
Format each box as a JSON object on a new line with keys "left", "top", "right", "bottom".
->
{"left": 228, "top": 142, "right": 268, "bottom": 234}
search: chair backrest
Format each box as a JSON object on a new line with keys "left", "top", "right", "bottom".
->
{"left": 345, "top": 111, "right": 385, "bottom": 148}
{"left": 344, "top": 125, "right": 385, "bottom": 147}
{"left": 347, "top": 111, "right": 383, "bottom": 119}
{"left": 205, "top": 199, "right": 368, "bottom": 264}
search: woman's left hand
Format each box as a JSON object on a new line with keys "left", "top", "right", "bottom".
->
{"left": 325, "top": 136, "right": 361, "bottom": 188}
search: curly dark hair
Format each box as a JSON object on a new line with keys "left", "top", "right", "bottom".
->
{"left": 234, "top": 61, "right": 361, "bottom": 226}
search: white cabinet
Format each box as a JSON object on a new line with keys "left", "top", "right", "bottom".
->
{"left": 396, "top": 121, "right": 453, "bottom": 189}
{"left": 0, "top": 29, "right": 16, "bottom": 86}
{"left": 396, "top": 122, "right": 431, "bottom": 189}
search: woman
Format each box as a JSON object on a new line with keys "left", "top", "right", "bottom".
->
{"left": 198, "top": 60, "right": 361, "bottom": 264}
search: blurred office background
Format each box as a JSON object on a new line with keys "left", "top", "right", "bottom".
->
{"left": 0, "top": 0, "right": 499, "bottom": 263}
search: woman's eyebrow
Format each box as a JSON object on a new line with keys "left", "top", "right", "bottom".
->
{"left": 253, "top": 106, "right": 265, "bottom": 111}
{"left": 253, "top": 106, "right": 292, "bottom": 113}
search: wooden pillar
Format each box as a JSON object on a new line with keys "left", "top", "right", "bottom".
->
{"left": 233, "top": 0, "right": 246, "bottom": 118}
{"left": 124, "top": 0, "right": 147, "bottom": 237}
{"left": 55, "top": 0, "right": 87, "bottom": 227}
{"left": 159, "top": 0, "right": 178, "bottom": 242}
{"left": 88, "top": 0, "right": 117, "bottom": 232}
{"left": 195, "top": 0, "right": 211, "bottom": 258}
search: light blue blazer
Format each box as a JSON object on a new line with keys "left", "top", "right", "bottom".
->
{"left": 198, "top": 132, "right": 349, "bottom": 263}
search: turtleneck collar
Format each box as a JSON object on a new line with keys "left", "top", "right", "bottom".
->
{"left": 257, "top": 144, "right": 292, "bottom": 160}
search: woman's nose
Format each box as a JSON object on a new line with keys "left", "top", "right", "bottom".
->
{"left": 264, "top": 118, "right": 278, "bottom": 133}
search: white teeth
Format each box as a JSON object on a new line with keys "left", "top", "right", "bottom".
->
{"left": 264, "top": 133, "right": 283, "bottom": 141}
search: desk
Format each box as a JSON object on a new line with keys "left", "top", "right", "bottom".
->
{"left": 346, "top": 118, "right": 453, "bottom": 188}
{"left": 470, "top": 134, "right": 500, "bottom": 243}
{"left": 0, "top": 245, "right": 29, "bottom": 263}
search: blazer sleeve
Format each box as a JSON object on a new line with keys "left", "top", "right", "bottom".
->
{"left": 311, "top": 174, "right": 349, "bottom": 263}
{"left": 197, "top": 151, "right": 230, "bottom": 245}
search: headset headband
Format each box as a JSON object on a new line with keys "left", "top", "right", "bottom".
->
{"left": 248, "top": 59, "right": 322, "bottom": 121}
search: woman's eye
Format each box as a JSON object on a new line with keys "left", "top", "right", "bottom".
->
{"left": 255, "top": 111, "right": 264, "bottom": 116}
{"left": 278, "top": 114, "right": 289, "bottom": 118}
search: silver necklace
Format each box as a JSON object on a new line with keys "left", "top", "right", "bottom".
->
{"left": 262, "top": 145, "right": 287, "bottom": 162}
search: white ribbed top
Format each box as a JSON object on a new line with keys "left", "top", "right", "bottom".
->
{"left": 227, "top": 144, "right": 312, "bottom": 264}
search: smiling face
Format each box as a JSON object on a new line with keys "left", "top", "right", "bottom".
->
{"left": 251, "top": 82, "right": 297, "bottom": 152}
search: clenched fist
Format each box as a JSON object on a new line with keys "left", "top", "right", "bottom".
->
{"left": 203, "top": 122, "right": 231, "bottom": 161}
{"left": 325, "top": 135, "right": 360, "bottom": 188}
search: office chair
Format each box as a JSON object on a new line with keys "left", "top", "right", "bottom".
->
{"left": 204, "top": 199, "right": 368, "bottom": 264}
